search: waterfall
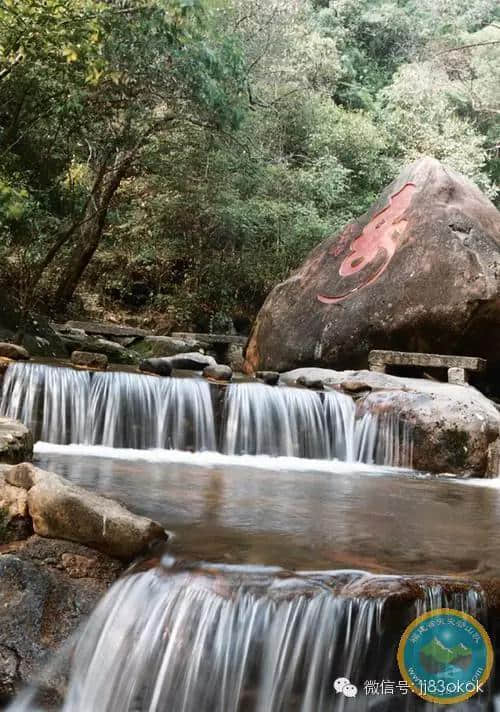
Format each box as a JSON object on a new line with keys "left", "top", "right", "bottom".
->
{"left": 0, "top": 363, "right": 411, "bottom": 466}
{"left": 10, "top": 565, "right": 489, "bottom": 712}
{"left": 0, "top": 363, "right": 216, "bottom": 452}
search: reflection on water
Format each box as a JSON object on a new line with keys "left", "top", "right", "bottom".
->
{"left": 35, "top": 445, "right": 500, "bottom": 577}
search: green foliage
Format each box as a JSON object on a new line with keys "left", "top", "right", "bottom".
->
{"left": 0, "top": 0, "right": 498, "bottom": 329}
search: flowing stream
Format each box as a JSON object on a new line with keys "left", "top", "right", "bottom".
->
{"left": 1, "top": 361, "right": 497, "bottom": 711}
{"left": 0, "top": 362, "right": 413, "bottom": 466}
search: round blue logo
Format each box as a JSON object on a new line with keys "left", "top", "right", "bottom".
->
{"left": 398, "top": 608, "right": 493, "bottom": 704}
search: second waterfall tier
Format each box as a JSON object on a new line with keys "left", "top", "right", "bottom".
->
{"left": 0, "top": 363, "right": 412, "bottom": 466}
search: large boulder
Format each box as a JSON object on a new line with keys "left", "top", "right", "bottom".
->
{"left": 5, "top": 464, "right": 167, "bottom": 560}
{"left": 282, "top": 368, "right": 500, "bottom": 476}
{"left": 0, "top": 536, "right": 122, "bottom": 704}
{"left": 244, "top": 158, "right": 500, "bottom": 373}
{"left": 0, "top": 418, "right": 33, "bottom": 465}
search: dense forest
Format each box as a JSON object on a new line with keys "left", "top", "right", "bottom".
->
{"left": 0, "top": 0, "right": 498, "bottom": 334}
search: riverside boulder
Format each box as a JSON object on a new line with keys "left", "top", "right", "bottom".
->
{"left": 244, "top": 158, "right": 500, "bottom": 373}
{"left": 5, "top": 464, "right": 167, "bottom": 560}
{"left": 282, "top": 368, "right": 500, "bottom": 476}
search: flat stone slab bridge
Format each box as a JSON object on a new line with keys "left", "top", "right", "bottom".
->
{"left": 368, "top": 350, "right": 486, "bottom": 385}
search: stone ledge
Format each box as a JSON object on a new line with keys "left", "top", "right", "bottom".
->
{"left": 2, "top": 463, "right": 168, "bottom": 561}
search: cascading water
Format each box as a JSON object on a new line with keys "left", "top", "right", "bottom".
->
{"left": 222, "top": 383, "right": 358, "bottom": 460}
{"left": 0, "top": 363, "right": 216, "bottom": 451}
{"left": 10, "top": 565, "right": 491, "bottom": 712}
{"left": 0, "top": 362, "right": 412, "bottom": 466}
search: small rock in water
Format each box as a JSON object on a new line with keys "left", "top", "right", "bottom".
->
{"left": 297, "top": 375, "right": 324, "bottom": 390}
{"left": 203, "top": 364, "right": 233, "bottom": 382}
{"left": 256, "top": 370, "right": 280, "bottom": 386}
{"left": 0, "top": 342, "right": 30, "bottom": 360}
{"left": 139, "top": 357, "right": 173, "bottom": 377}
{"left": 341, "top": 380, "right": 372, "bottom": 394}
{"left": 71, "top": 350, "right": 108, "bottom": 370}
{"left": 163, "top": 352, "right": 217, "bottom": 371}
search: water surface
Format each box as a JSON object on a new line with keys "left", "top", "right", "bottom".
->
{"left": 35, "top": 445, "right": 500, "bottom": 577}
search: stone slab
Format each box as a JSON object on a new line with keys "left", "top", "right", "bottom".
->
{"left": 171, "top": 332, "right": 247, "bottom": 346}
{"left": 369, "top": 349, "right": 486, "bottom": 372}
{"left": 54, "top": 321, "right": 149, "bottom": 338}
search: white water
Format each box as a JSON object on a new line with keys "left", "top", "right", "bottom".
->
{"left": 0, "top": 363, "right": 216, "bottom": 451}
{"left": 0, "top": 363, "right": 413, "bottom": 466}
{"left": 33, "top": 441, "right": 415, "bottom": 477}
{"left": 9, "top": 566, "right": 488, "bottom": 712}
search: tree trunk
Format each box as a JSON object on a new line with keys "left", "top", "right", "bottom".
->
{"left": 53, "top": 153, "right": 132, "bottom": 309}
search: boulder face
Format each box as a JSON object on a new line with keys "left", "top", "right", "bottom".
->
{"left": 244, "top": 158, "right": 500, "bottom": 373}
{"left": 281, "top": 368, "right": 500, "bottom": 476}
{"left": 5, "top": 464, "right": 168, "bottom": 560}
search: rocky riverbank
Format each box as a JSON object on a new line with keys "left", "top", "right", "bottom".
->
{"left": 0, "top": 462, "right": 167, "bottom": 703}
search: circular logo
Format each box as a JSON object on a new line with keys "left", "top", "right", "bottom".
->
{"left": 398, "top": 608, "right": 493, "bottom": 704}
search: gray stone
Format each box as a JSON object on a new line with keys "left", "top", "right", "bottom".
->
{"left": 448, "top": 367, "right": 468, "bottom": 385}
{"left": 0, "top": 419, "right": 33, "bottom": 465}
{"left": 0, "top": 536, "right": 122, "bottom": 702}
{"left": 162, "top": 352, "right": 217, "bottom": 371}
{"left": 296, "top": 375, "right": 324, "bottom": 390}
{"left": 139, "top": 358, "right": 172, "bottom": 377}
{"left": 203, "top": 364, "right": 233, "bottom": 382}
{"left": 5, "top": 464, "right": 168, "bottom": 560}
{"left": 0, "top": 343, "right": 30, "bottom": 361}
{"left": 256, "top": 371, "right": 280, "bottom": 386}
{"left": 56, "top": 320, "right": 149, "bottom": 338}
{"left": 70, "top": 351, "right": 108, "bottom": 370}
{"left": 137, "top": 336, "right": 201, "bottom": 358}
{"left": 171, "top": 332, "right": 247, "bottom": 346}
{"left": 64, "top": 337, "right": 138, "bottom": 364}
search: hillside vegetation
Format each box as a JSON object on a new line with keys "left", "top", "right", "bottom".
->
{"left": 0, "top": 0, "right": 498, "bottom": 333}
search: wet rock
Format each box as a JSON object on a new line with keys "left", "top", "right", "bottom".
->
{"left": 86, "top": 338, "right": 138, "bottom": 364}
{"left": 341, "top": 380, "right": 372, "bottom": 394}
{"left": 135, "top": 336, "right": 201, "bottom": 358}
{"left": 282, "top": 368, "right": 500, "bottom": 476}
{"left": 203, "top": 364, "right": 233, "bottom": 382}
{"left": 139, "top": 357, "right": 172, "bottom": 377}
{"left": 296, "top": 375, "right": 324, "bottom": 390}
{"left": 0, "top": 535, "right": 122, "bottom": 703}
{"left": 62, "top": 335, "right": 138, "bottom": 364}
{"left": 70, "top": 350, "right": 108, "bottom": 370}
{"left": 0, "top": 419, "right": 33, "bottom": 465}
{"left": 161, "top": 352, "right": 217, "bottom": 371}
{"left": 256, "top": 371, "right": 280, "bottom": 386}
{"left": 5, "top": 464, "right": 168, "bottom": 560}
{"left": 244, "top": 158, "right": 500, "bottom": 373}
{"left": 0, "top": 343, "right": 30, "bottom": 361}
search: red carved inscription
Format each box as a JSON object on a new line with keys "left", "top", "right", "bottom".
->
{"left": 318, "top": 183, "right": 417, "bottom": 304}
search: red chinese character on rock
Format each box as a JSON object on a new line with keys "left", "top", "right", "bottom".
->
{"left": 318, "top": 182, "right": 416, "bottom": 304}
